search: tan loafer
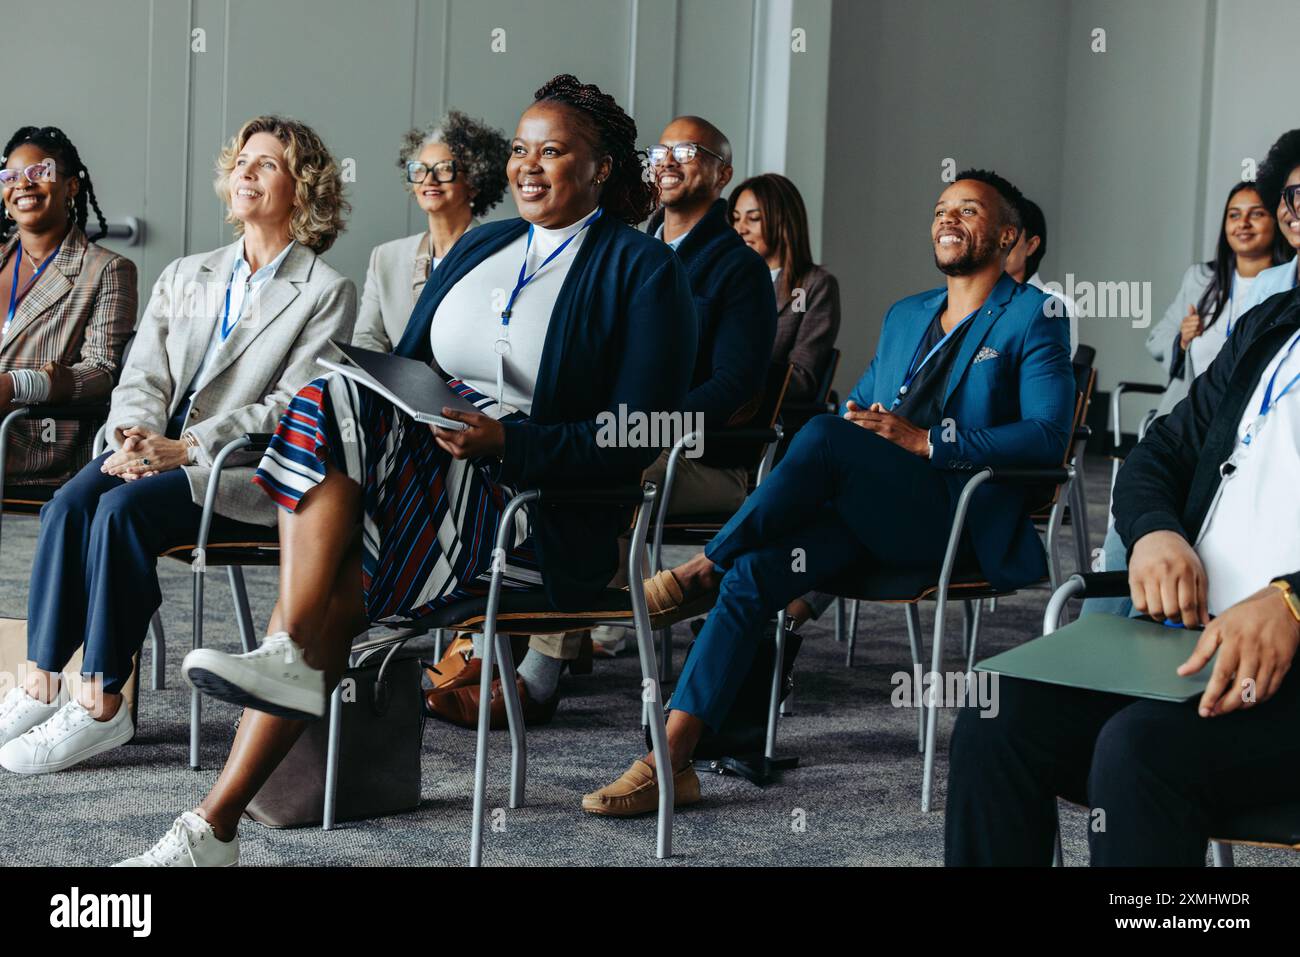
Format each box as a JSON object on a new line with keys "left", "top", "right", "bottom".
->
{"left": 581, "top": 759, "right": 701, "bottom": 817}
{"left": 639, "top": 570, "right": 719, "bottom": 621}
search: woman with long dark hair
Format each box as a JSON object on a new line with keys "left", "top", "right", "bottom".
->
{"left": 116, "top": 75, "right": 697, "bottom": 866}
{"left": 728, "top": 173, "right": 840, "bottom": 403}
{"left": 1145, "top": 181, "right": 1289, "bottom": 415}
{"left": 0, "top": 126, "right": 136, "bottom": 485}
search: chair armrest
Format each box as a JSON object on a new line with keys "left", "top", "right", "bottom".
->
{"left": 945, "top": 465, "right": 1071, "bottom": 485}
{"left": 20, "top": 403, "right": 111, "bottom": 422}
{"left": 536, "top": 484, "right": 651, "bottom": 507}
{"left": 243, "top": 432, "right": 275, "bottom": 454}
{"left": 1075, "top": 570, "right": 1129, "bottom": 598}
{"left": 1114, "top": 381, "right": 1164, "bottom": 396}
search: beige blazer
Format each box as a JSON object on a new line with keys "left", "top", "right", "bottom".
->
{"left": 0, "top": 227, "right": 137, "bottom": 484}
{"left": 352, "top": 221, "right": 477, "bottom": 353}
{"left": 105, "top": 240, "right": 357, "bottom": 526}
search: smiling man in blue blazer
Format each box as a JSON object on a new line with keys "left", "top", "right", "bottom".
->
{"left": 585, "top": 169, "right": 1075, "bottom": 817}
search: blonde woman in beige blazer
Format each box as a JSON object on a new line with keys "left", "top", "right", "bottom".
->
{"left": 0, "top": 116, "right": 354, "bottom": 779}
{"left": 0, "top": 126, "right": 137, "bottom": 485}
{"left": 352, "top": 110, "right": 508, "bottom": 352}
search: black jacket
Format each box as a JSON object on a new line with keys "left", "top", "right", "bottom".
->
{"left": 1114, "top": 286, "right": 1300, "bottom": 592}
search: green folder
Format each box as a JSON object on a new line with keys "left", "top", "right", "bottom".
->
{"left": 974, "top": 613, "right": 1216, "bottom": 702}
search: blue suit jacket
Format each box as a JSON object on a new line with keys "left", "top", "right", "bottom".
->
{"left": 395, "top": 210, "right": 698, "bottom": 607}
{"left": 845, "top": 273, "right": 1074, "bottom": 589}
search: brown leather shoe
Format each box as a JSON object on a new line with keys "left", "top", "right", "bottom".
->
{"left": 424, "top": 676, "right": 559, "bottom": 729}
{"left": 581, "top": 759, "right": 701, "bottom": 817}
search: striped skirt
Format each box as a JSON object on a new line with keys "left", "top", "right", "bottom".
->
{"left": 252, "top": 372, "right": 542, "bottom": 624}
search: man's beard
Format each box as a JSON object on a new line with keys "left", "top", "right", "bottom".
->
{"left": 934, "top": 233, "right": 997, "bottom": 276}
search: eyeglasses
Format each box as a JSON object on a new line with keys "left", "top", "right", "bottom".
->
{"left": 0, "top": 160, "right": 57, "bottom": 188}
{"left": 406, "top": 160, "right": 458, "bottom": 184}
{"left": 1283, "top": 184, "right": 1300, "bottom": 221}
{"left": 645, "top": 143, "right": 728, "bottom": 167}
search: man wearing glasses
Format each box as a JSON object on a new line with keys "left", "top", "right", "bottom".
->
{"left": 946, "top": 150, "right": 1300, "bottom": 866}
{"left": 1235, "top": 129, "right": 1300, "bottom": 315}
{"left": 588, "top": 116, "right": 776, "bottom": 656}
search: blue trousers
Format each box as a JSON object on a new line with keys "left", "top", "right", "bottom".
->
{"left": 27, "top": 453, "right": 266, "bottom": 694}
{"left": 672, "top": 415, "right": 971, "bottom": 729}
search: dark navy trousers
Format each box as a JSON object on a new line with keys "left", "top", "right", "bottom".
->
{"left": 27, "top": 452, "right": 265, "bottom": 694}
{"left": 944, "top": 672, "right": 1300, "bottom": 865}
{"left": 672, "top": 414, "right": 971, "bottom": 729}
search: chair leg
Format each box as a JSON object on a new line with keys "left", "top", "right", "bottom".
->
{"left": 834, "top": 597, "right": 845, "bottom": 642}
{"left": 920, "top": 598, "right": 949, "bottom": 812}
{"left": 964, "top": 599, "right": 983, "bottom": 674}
{"left": 150, "top": 611, "right": 166, "bottom": 692}
{"left": 961, "top": 599, "right": 972, "bottom": 659}
{"left": 190, "top": 562, "right": 205, "bottom": 771}
{"left": 905, "top": 604, "right": 924, "bottom": 754}
{"left": 227, "top": 566, "right": 257, "bottom": 654}
{"left": 631, "top": 602, "right": 673, "bottom": 858}
{"left": 469, "top": 618, "right": 498, "bottom": 867}
{"left": 1211, "top": 841, "right": 1234, "bottom": 867}
{"left": 844, "top": 600, "right": 859, "bottom": 667}
{"left": 495, "top": 631, "right": 526, "bottom": 810}
{"left": 764, "top": 611, "right": 787, "bottom": 760}
{"left": 1045, "top": 500, "right": 1065, "bottom": 593}
{"left": 322, "top": 682, "right": 344, "bottom": 830}
{"left": 433, "top": 628, "right": 445, "bottom": 661}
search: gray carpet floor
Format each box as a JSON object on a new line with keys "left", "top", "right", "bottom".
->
{"left": 0, "top": 455, "right": 1291, "bottom": 866}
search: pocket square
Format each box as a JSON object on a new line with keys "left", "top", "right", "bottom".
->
{"left": 973, "top": 346, "right": 1000, "bottom": 364}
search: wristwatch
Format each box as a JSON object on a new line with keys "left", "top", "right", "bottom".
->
{"left": 1269, "top": 579, "right": 1300, "bottom": 625}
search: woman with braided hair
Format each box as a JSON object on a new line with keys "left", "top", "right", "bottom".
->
{"left": 0, "top": 125, "right": 136, "bottom": 485}
{"left": 115, "top": 75, "right": 697, "bottom": 866}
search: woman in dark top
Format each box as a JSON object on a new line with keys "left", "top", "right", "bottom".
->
{"left": 729, "top": 173, "right": 840, "bottom": 403}
{"left": 118, "top": 75, "right": 698, "bottom": 867}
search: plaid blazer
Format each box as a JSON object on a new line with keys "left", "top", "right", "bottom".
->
{"left": 0, "top": 227, "right": 138, "bottom": 486}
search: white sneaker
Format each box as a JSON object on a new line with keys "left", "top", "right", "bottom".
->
{"left": 114, "top": 811, "right": 239, "bottom": 867}
{"left": 183, "top": 631, "right": 325, "bottom": 719}
{"left": 0, "top": 685, "right": 66, "bottom": 747}
{"left": 0, "top": 698, "right": 133, "bottom": 774}
{"left": 590, "top": 625, "right": 629, "bottom": 657}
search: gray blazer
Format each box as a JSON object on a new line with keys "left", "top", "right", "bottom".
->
{"left": 353, "top": 222, "right": 477, "bottom": 353}
{"left": 1145, "top": 262, "right": 1211, "bottom": 417}
{"left": 352, "top": 232, "right": 424, "bottom": 353}
{"left": 105, "top": 240, "right": 357, "bottom": 526}
{"left": 773, "top": 264, "right": 840, "bottom": 403}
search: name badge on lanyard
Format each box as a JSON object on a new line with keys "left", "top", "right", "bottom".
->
{"left": 1233, "top": 332, "right": 1300, "bottom": 464}
{"left": 493, "top": 208, "right": 601, "bottom": 408}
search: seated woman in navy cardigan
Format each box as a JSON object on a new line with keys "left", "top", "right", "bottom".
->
{"left": 116, "top": 74, "right": 697, "bottom": 867}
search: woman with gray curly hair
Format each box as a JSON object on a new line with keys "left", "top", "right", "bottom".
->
{"left": 352, "top": 110, "right": 509, "bottom": 352}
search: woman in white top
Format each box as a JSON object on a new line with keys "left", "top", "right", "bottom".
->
{"left": 117, "top": 75, "right": 698, "bottom": 866}
{"left": 351, "top": 111, "right": 509, "bottom": 352}
{"left": 1145, "top": 182, "right": 1290, "bottom": 416}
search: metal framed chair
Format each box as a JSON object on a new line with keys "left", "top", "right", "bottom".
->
{"left": 196, "top": 436, "right": 685, "bottom": 864}
{"left": 647, "top": 363, "right": 793, "bottom": 682}
{"left": 1107, "top": 379, "right": 1164, "bottom": 500}
{"left": 1044, "top": 572, "right": 1300, "bottom": 865}
{"left": 165, "top": 434, "right": 279, "bottom": 769}
{"left": 776, "top": 348, "right": 841, "bottom": 443}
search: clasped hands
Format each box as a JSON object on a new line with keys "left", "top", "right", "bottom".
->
{"left": 1129, "top": 530, "right": 1300, "bottom": 717}
{"left": 101, "top": 427, "right": 189, "bottom": 481}
{"left": 844, "top": 400, "right": 930, "bottom": 457}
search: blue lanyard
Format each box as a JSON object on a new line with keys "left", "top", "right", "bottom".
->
{"left": 891, "top": 308, "right": 978, "bottom": 410}
{"left": 4, "top": 240, "right": 59, "bottom": 337}
{"left": 220, "top": 277, "right": 238, "bottom": 340}
{"left": 1243, "top": 333, "right": 1300, "bottom": 446}
{"left": 500, "top": 207, "right": 602, "bottom": 326}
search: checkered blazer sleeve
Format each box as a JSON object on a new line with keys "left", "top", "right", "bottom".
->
{"left": 68, "top": 253, "right": 138, "bottom": 401}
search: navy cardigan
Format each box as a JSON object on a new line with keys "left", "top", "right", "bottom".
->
{"left": 395, "top": 210, "right": 697, "bottom": 608}
{"left": 648, "top": 199, "right": 777, "bottom": 430}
